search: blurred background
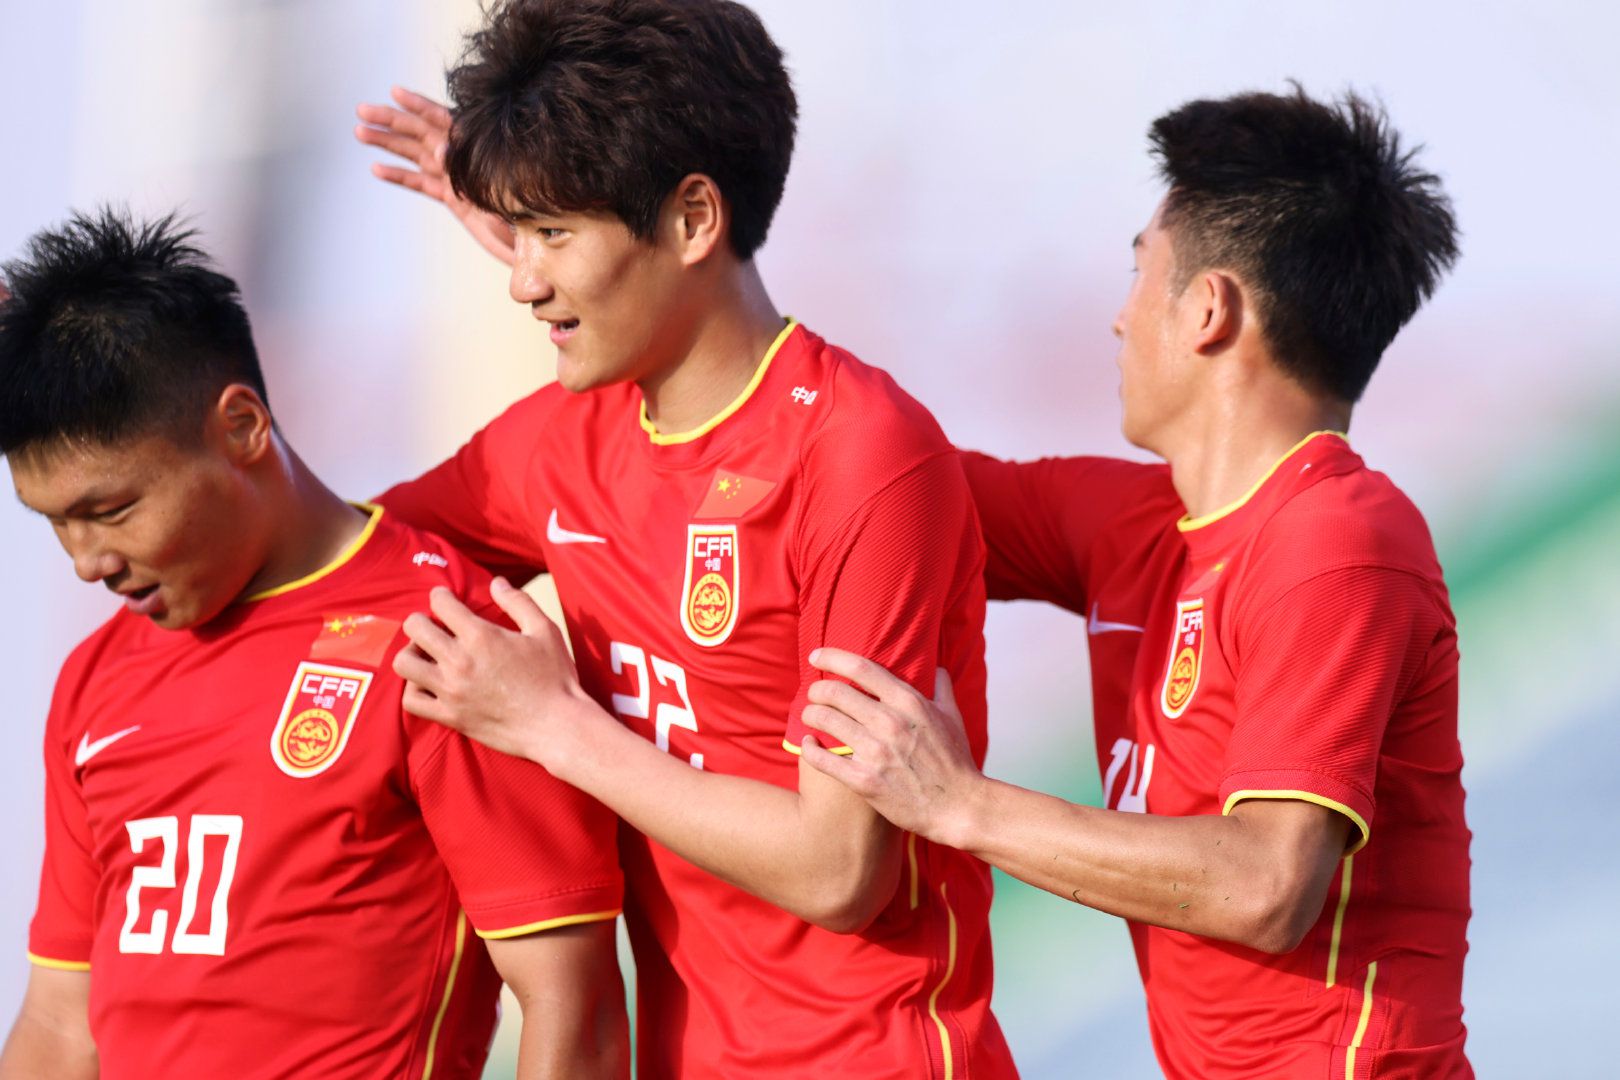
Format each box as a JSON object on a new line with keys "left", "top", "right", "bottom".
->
{"left": 2, "top": 1, "right": 1615, "bottom": 1075}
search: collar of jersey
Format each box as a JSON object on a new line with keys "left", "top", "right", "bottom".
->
{"left": 637, "top": 318, "right": 800, "bottom": 447}
{"left": 1177, "top": 430, "right": 1348, "bottom": 534}
{"left": 241, "top": 502, "right": 384, "bottom": 603}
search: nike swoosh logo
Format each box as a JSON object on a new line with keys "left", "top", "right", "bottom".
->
{"left": 546, "top": 509, "right": 607, "bottom": 546}
{"left": 1088, "top": 603, "right": 1144, "bottom": 636}
{"left": 75, "top": 725, "right": 142, "bottom": 767}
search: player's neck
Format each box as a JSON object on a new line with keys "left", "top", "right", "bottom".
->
{"left": 1162, "top": 375, "right": 1351, "bottom": 521}
{"left": 237, "top": 437, "right": 369, "bottom": 600}
{"left": 638, "top": 262, "right": 785, "bottom": 437}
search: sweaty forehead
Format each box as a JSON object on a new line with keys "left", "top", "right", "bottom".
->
{"left": 10, "top": 434, "right": 182, "bottom": 515}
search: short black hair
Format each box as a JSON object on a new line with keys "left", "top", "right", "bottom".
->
{"left": 445, "top": 0, "right": 798, "bottom": 259}
{"left": 1149, "top": 85, "right": 1459, "bottom": 402}
{"left": 0, "top": 207, "right": 265, "bottom": 457}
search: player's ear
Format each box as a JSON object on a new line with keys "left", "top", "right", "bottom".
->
{"left": 1191, "top": 270, "right": 1243, "bottom": 355}
{"left": 668, "top": 173, "right": 727, "bottom": 267}
{"left": 212, "top": 384, "right": 275, "bottom": 466}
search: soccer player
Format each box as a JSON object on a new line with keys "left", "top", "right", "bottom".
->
{"left": 799, "top": 89, "right": 1474, "bottom": 1077}
{"left": 0, "top": 210, "right": 627, "bottom": 1079}
{"left": 356, "top": 1, "right": 1017, "bottom": 1075}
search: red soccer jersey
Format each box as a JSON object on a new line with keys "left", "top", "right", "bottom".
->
{"left": 27, "top": 506, "right": 623, "bottom": 1080}
{"left": 964, "top": 432, "right": 1472, "bottom": 1079}
{"left": 381, "top": 321, "right": 1015, "bottom": 1078}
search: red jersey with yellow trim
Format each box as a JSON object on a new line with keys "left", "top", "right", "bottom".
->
{"left": 26, "top": 507, "right": 622, "bottom": 1080}
{"left": 381, "top": 322, "right": 1014, "bottom": 1078}
{"left": 964, "top": 432, "right": 1472, "bottom": 1079}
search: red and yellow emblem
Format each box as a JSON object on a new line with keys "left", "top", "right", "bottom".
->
{"left": 270, "top": 661, "right": 374, "bottom": 778}
{"left": 681, "top": 524, "right": 740, "bottom": 647}
{"left": 1160, "top": 599, "right": 1205, "bottom": 719}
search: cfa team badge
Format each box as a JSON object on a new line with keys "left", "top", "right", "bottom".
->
{"left": 680, "top": 524, "right": 740, "bottom": 647}
{"left": 1160, "top": 599, "right": 1205, "bottom": 719}
{"left": 269, "top": 661, "right": 374, "bottom": 778}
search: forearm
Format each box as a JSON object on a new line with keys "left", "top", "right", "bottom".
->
{"left": 512, "top": 980, "right": 628, "bottom": 1080}
{"left": 547, "top": 700, "right": 899, "bottom": 931}
{"left": 951, "top": 778, "right": 1334, "bottom": 952}
{"left": 0, "top": 1012, "right": 97, "bottom": 1080}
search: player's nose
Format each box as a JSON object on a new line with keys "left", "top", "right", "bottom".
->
{"left": 508, "top": 246, "right": 554, "bottom": 307}
{"left": 67, "top": 534, "right": 125, "bottom": 584}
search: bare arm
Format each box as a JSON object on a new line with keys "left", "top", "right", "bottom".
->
{"left": 354, "top": 87, "right": 516, "bottom": 265}
{"left": 485, "top": 923, "right": 628, "bottom": 1080}
{"left": 396, "top": 583, "right": 902, "bottom": 934}
{"left": 801, "top": 650, "right": 1350, "bottom": 954}
{"left": 0, "top": 967, "right": 95, "bottom": 1080}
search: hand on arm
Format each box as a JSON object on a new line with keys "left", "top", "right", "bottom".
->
{"left": 354, "top": 86, "right": 516, "bottom": 264}
{"left": 801, "top": 649, "right": 1350, "bottom": 954}
{"left": 0, "top": 967, "right": 95, "bottom": 1080}
{"left": 485, "top": 923, "right": 628, "bottom": 1080}
{"left": 395, "top": 581, "right": 901, "bottom": 933}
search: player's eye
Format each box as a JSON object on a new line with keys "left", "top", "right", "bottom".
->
{"left": 539, "top": 227, "right": 566, "bottom": 240}
{"left": 94, "top": 500, "right": 137, "bottom": 523}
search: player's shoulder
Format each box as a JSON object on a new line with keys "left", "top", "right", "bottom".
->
{"left": 1257, "top": 455, "right": 1443, "bottom": 583}
{"left": 793, "top": 330, "right": 954, "bottom": 477}
{"left": 348, "top": 510, "right": 497, "bottom": 614}
{"left": 48, "top": 610, "right": 154, "bottom": 732}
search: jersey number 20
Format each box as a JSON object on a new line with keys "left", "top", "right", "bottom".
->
{"left": 120, "top": 814, "right": 244, "bottom": 957}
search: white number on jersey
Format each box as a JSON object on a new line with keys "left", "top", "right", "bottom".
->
{"left": 608, "top": 640, "right": 703, "bottom": 769}
{"left": 120, "top": 814, "right": 244, "bottom": 956}
{"left": 1102, "top": 738, "right": 1155, "bottom": 814}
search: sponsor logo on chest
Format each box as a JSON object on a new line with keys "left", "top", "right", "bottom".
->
{"left": 1160, "top": 599, "right": 1205, "bottom": 719}
{"left": 680, "top": 524, "right": 740, "bottom": 647}
{"left": 269, "top": 661, "right": 374, "bottom": 778}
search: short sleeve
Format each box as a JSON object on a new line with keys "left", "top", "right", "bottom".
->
{"left": 28, "top": 668, "right": 98, "bottom": 970}
{"left": 959, "top": 451, "right": 1178, "bottom": 612}
{"left": 377, "top": 391, "right": 556, "bottom": 583}
{"left": 1220, "top": 567, "right": 1444, "bottom": 854}
{"left": 407, "top": 601, "right": 622, "bottom": 939}
{"left": 785, "top": 453, "right": 981, "bottom": 753}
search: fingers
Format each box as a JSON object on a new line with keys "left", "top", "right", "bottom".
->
{"left": 371, "top": 163, "right": 445, "bottom": 200}
{"left": 490, "top": 577, "right": 552, "bottom": 637}
{"left": 932, "top": 667, "right": 958, "bottom": 716}
{"left": 391, "top": 85, "right": 452, "bottom": 129}
{"left": 401, "top": 681, "right": 450, "bottom": 724}
{"left": 355, "top": 102, "right": 433, "bottom": 139}
{"left": 392, "top": 642, "right": 440, "bottom": 691}
{"left": 806, "top": 679, "right": 887, "bottom": 727}
{"left": 354, "top": 124, "right": 439, "bottom": 169}
{"left": 808, "top": 648, "right": 913, "bottom": 705}
{"left": 428, "top": 586, "right": 488, "bottom": 638}
{"left": 401, "top": 610, "right": 456, "bottom": 663}
{"left": 799, "top": 703, "right": 879, "bottom": 757}
{"left": 799, "top": 736, "right": 870, "bottom": 792}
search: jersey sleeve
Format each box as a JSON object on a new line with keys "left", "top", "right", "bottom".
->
{"left": 407, "top": 605, "right": 622, "bottom": 939}
{"left": 376, "top": 391, "right": 556, "bottom": 583}
{"left": 1219, "top": 566, "right": 1446, "bottom": 854}
{"left": 959, "top": 451, "right": 1178, "bottom": 612}
{"left": 785, "top": 452, "right": 981, "bottom": 753}
{"left": 28, "top": 663, "right": 99, "bottom": 971}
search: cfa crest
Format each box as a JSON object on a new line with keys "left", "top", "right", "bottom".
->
{"left": 269, "top": 661, "right": 373, "bottom": 778}
{"left": 1160, "top": 599, "right": 1205, "bottom": 719}
{"left": 681, "top": 523, "right": 740, "bottom": 647}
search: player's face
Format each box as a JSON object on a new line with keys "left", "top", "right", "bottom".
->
{"left": 10, "top": 433, "right": 265, "bottom": 630}
{"left": 1111, "top": 204, "right": 1203, "bottom": 453}
{"left": 505, "top": 204, "right": 688, "bottom": 393}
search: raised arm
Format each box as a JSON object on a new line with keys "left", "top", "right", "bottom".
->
{"left": 485, "top": 924, "right": 628, "bottom": 1080}
{"left": 354, "top": 86, "right": 517, "bottom": 265}
{"left": 0, "top": 967, "right": 96, "bottom": 1080}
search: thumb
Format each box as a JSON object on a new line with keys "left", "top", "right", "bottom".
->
{"left": 491, "top": 577, "right": 550, "bottom": 636}
{"left": 932, "top": 666, "right": 959, "bottom": 717}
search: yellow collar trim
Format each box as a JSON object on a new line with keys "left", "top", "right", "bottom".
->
{"left": 639, "top": 319, "right": 799, "bottom": 446}
{"left": 1177, "top": 431, "right": 1347, "bottom": 533}
{"left": 244, "top": 502, "right": 384, "bottom": 602}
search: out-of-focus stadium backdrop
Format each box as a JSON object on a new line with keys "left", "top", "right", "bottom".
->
{"left": 2, "top": 2, "right": 1614, "bottom": 1075}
